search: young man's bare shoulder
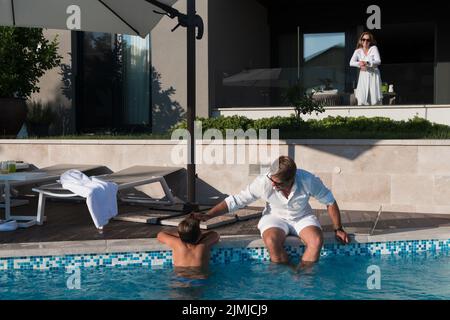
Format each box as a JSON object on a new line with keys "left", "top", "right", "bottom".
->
{"left": 197, "top": 231, "right": 220, "bottom": 247}
{"left": 157, "top": 230, "right": 184, "bottom": 249}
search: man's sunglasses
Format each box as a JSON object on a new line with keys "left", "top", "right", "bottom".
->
{"left": 266, "top": 173, "right": 287, "bottom": 187}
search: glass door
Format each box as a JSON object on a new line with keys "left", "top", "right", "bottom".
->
{"left": 77, "top": 32, "right": 119, "bottom": 131}
{"left": 76, "top": 32, "right": 151, "bottom": 133}
{"left": 302, "top": 32, "right": 346, "bottom": 94}
{"left": 121, "top": 34, "right": 151, "bottom": 128}
{"left": 273, "top": 29, "right": 346, "bottom": 105}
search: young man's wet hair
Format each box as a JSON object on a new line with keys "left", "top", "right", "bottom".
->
{"left": 178, "top": 217, "right": 201, "bottom": 244}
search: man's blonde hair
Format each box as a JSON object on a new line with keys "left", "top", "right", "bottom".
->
{"left": 269, "top": 156, "right": 297, "bottom": 183}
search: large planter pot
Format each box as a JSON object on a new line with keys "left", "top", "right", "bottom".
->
{"left": 0, "top": 98, "right": 28, "bottom": 138}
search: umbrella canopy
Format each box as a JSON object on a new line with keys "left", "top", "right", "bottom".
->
{"left": 0, "top": 0, "right": 202, "bottom": 208}
{"left": 0, "top": 0, "right": 177, "bottom": 36}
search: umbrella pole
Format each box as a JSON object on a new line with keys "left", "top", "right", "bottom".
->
{"left": 147, "top": 0, "right": 201, "bottom": 212}
{"left": 186, "top": 0, "right": 198, "bottom": 212}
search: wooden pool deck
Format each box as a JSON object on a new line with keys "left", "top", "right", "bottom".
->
{"left": 1, "top": 194, "right": 450, "bottom": 245}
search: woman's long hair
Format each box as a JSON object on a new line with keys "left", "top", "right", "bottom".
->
{"left": 356, "top": 32, "right": 377, "bottom": 49}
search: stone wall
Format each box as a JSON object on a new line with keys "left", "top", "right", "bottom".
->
{"left": 1, "top": 139, "right": 449, "bottom": 215}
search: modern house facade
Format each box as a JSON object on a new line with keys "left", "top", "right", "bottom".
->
{"left": 31, "top": 0, "right": 450, "bottom": 135}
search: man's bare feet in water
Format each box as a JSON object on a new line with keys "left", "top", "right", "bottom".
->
{"left": 267, "top": 259, "right": 301, "bottom": 273}
{"left": 294, "top": 260, "right": 316, "bottom": 274}
{"left": 267, "top": 257, "right": 316, "bottom": 277}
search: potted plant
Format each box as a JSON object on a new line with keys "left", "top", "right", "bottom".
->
{"left": 0, "top": 26, "right": 61, "bottom": 137}
{"left": 283, "top": 84, "right": 325, "bottom": 122}
{"left": 26, "top": 101, "right": 57, "bottom": 137}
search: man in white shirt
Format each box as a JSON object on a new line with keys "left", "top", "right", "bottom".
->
{"left": 193, "top": 156, "right": 350, "bottom": 267}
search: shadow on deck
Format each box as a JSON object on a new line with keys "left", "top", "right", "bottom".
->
{"left": 1, "top": 195, "right": 450, "bottom": 244}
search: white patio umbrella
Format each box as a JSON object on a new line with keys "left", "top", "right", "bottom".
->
{"left": 0, "top": 0, "right": 203, "bottom": 209}
{"left": 0, "top": 0, "right": 177, "bottom": 36}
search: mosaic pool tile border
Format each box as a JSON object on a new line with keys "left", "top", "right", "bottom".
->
{"left": 0, "top": 239, "right": 449, "bottom": 271}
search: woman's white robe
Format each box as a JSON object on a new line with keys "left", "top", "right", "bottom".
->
{"left": 350, "top": 46, "right": 383, "bottom": 106}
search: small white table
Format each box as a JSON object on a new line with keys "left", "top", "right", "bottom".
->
{"left": 0, "top": 172, "right": 48, "bottom": 228}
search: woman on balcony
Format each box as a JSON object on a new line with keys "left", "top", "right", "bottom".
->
{"left": 350, "top": 32, "right": 383, "bottom": 106}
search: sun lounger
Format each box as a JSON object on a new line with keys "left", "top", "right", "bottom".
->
{"left": 0, "top": 164, "right": 107, "bottom": 193}
{"left": 0, "top": 163, "right": 106, "bottom": 206}
{"left": 0, "top": 164, "right": 107, "bottom": 227}
{"left": 31, "top": 166, "right": 183, "bottom": 225}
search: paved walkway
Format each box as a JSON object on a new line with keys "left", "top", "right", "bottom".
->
{"left": 1, "top": 195, "right": 450, "bottom": 257}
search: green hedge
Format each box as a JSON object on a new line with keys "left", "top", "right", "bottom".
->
{"left": 170, "top": 115, "right": 450, "bottom": 139}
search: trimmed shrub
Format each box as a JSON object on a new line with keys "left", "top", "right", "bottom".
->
{"left": 170, "top": 115, "right": 450, "bottom": 139}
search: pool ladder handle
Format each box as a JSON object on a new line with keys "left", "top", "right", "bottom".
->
{"left": 369, "top": 205, "right": 383, "bottom": 236}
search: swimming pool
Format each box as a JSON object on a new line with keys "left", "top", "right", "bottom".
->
{"left": 1, "top": 242, "right": 449, "bottom": 300}
{"left": 0, "top": 251, "right": 449, "bottom": 300}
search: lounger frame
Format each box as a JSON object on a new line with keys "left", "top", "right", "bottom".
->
{"left": 32, "top": 172, "right": 178, "bottom": 225}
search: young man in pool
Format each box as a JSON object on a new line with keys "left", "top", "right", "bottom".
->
{"left": 157, "top": 216, "right": 220, "bottom": 271}
{"left": 193, "top": 155, "right": 350, "bottom": 268}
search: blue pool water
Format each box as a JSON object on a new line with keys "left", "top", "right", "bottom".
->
{"left": 1, "top": 251, "right": 449, "bottom": 300}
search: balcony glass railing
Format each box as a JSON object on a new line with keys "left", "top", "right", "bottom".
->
{"left": 215, "top": 62, "right": 435, "bottom": 108}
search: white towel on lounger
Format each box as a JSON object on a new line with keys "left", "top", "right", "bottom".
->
{"left": 60, "top": 169, "right": 118, "bottom": 229}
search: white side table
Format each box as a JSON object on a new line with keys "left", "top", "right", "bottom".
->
{"left": 0, "top": 172, "right": 48, "bottom": 228}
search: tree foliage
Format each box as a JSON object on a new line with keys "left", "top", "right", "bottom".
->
{"left": 0, "top": 26, "right": 62, "bottom": 98}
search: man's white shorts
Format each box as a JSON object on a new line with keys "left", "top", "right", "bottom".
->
{"left": 257, "top": 214, "right": 322, "bottom": 237}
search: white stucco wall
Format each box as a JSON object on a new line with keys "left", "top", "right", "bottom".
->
{"left": 30, "top": 29, "right": 75, "bottom": 135}
{"left": 150, "top": 0, "right": 209, "bottom": 132}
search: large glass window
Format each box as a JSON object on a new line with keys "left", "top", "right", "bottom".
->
{"left": 76, "top": 32, "right": 151, "bottom": 133}
{"left": 303, "top": 32, "right": 346, "bottom": 94}
{"left": 215, "top": 29, "right": 347, "bottom": 108}
{"left": 211, "top": 1, "right": 443, "bottom": 109}
{"left": 121, "top": 34, "right": 151, "bottom": 126}
{"left": 373, "top": 22, "right": 435, "bottom": 105}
